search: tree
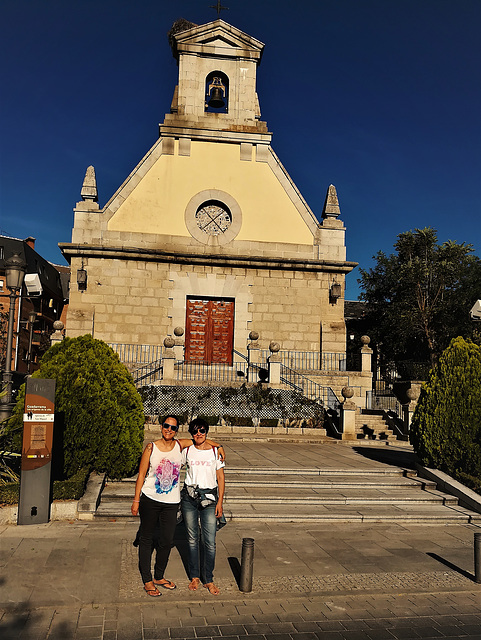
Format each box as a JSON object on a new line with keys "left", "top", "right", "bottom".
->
{"left": 7, "top": 335, "right": 145, "bottom": 479}
{"left": 410, "top": 337, "right": 481, "bottom": 486}
{"left": 359, "top": 228, "right": 481, "bottom": 369}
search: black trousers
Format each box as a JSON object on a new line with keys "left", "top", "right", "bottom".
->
{"left": 138, "top": 494, "right": 178, "bottom": 584}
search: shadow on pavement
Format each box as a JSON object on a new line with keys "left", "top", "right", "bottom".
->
{"left": 228, "top": 556, "right": 241, "bottom": 587}
{"left": 353, "top": 446, "right": 418, "bottom": 470}
{"left": 427, "top": 552, "right": 474, "bottom": 581}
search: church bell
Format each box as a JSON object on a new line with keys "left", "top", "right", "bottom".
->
{"left": 207, "top": 77, "right": 226, "bottom": 108}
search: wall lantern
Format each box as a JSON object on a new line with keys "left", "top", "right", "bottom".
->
{"left": 77, "top": 266, "right": 87, "bottom": 291}
{"left": 330, "top": 282, "right": 342, "bottom": 300}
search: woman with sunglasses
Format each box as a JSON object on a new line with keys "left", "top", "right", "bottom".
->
{"left": 131, "top": 415, "right": 225, "bottom": 597}
{"left": 181, "top": 417, "right": 225, "bottom": 595}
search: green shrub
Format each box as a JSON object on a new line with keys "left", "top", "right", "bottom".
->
{"left": 53, "top": 468, "right": 90, "bottom": 500}
{"left": 259, "top": 418, "right": 278, "bottom": 428}
{"left": 0, "top": 468, "right": 90, "bottom": 505}
{"left": 0, "top": 483, "right": 19, "bottom": 505}
{"left": 410, "top": 337, "right": 481, "bottom": 481}
{"left": 6, "top": 335, "right": 145, "bottom": 479}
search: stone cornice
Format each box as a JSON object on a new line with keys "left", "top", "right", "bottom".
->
{"left": 58, "top": 243, "right": 358, "bottom": 273}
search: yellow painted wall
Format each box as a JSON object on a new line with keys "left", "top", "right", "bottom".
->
{"left": 107, "top": 140, "right": 314, "bottom": 245}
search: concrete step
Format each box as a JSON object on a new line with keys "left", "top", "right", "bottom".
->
{"left": 94, "top": 501, "right": 481, "bottom": 524}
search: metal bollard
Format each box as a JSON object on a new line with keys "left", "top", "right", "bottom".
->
{"left": 239, "top": 537, "right": 255, "bottom": 592}
{"left": 475, "top": 532, "right": 481, "bottom": 584}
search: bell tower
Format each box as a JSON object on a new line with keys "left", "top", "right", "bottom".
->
{"left": 161, "top": 19, "right": 270, "bottom": 141}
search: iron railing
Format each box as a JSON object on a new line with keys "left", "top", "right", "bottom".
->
{"left": 280, "top": 364, "right": 341, "bottom": 412}
{"left": 261, "top": 350, "right": 347, "bottom": 371}
{"left": 133, "top": 359, "right": 163, "bottom": 386}
{"left": 176, "top": 360, "right": 249, "bottom": 383}
{"left": 366, "top": 390, "right": 401, "bottom": 415}
{"left": 109, "top": 342, "right": 163, "bottom": 365}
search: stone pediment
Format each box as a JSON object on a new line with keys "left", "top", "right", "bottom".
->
{"left": 173, "top": 19, "right": 264, "bottom": 62}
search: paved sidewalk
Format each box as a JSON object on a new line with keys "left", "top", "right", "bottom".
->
{"left": 1, "top": 442, "right": 480, "bottom": 639}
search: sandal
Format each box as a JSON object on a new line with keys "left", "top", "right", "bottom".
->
{"left": 153, "top": 578, "right": 176, "bottom": 590}
{"left": 204, "top": 582, "right": 220, "bottom": 595}
{"left": 144, "top": 585, "right": 161, "bottom": 597}
{"left": 188, "top": 577, "right": 201, "bottom": 591}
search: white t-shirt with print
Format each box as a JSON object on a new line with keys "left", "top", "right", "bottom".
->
{"left": 182, "top": 445, "right": 225, "bottom": 489}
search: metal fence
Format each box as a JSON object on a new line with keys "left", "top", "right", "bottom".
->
{"left": 176, "top": 361, "right": 249, "bottom": 383}
{"left": 108, "top": 343, "right": 163, "bottom": 365}
{"left": 139, "top": 384, "right": 326, "bottom": 425}
{"left": 260, "top": 351, "right": 347, "bottom": 371}
{"left": 366, "top": 390, "right": 401, "bottom": 415}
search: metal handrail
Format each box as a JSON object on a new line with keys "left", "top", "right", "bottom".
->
{"left": 133, "top": 358, "right": 163, "bottom": 386}
{"left": 280, "top": 364, "right": 341, "bottom": 411}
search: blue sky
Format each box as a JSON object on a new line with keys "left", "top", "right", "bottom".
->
{"left": 1, "top": 0, "right": 480, "bottom": 300}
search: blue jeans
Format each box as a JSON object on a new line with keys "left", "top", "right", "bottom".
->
{"left": 181, "top": 493, "right": 217, "bottom": 584}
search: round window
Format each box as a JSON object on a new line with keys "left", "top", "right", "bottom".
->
{"left": 195, "top": 200, "right": 232, "bottom": 236}
{"left": 185, "top": 189, "right": 242, "bottom": 245}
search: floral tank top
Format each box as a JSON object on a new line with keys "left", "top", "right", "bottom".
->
{"left": 141, "top": 440, "right": 182, "bottom": 503}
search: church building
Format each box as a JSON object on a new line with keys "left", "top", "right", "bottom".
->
{"left": 60, "top": 18, "right": 357, "bottom": 374}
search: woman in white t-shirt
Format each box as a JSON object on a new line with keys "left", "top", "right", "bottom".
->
{"left": 181, "top": 418, "right": 225, "bottom": 595}
{"left": 131, "top": 415, "right": 224, "bottom": 597}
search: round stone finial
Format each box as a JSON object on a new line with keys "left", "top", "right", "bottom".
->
{"left": 406, "top": 388, "right": 418, "bottom": 401}
{"left": 269, "top": 341, "right": 280, "bottom": 353}
{"left": 163, "top": 337, "right": 175, "bottom": 348}
{"left": 173, "top": 326, "right": 184, "bottom": 337}
{"left": 360, "top": 335, "right": 371, "bottom": 346}
{"left": 341, "top": 386, "right": 354, "bottom": 399}
{"left": 249, "top": 331, "right": 259, "bottom": 341}
{"left": 53, "top": 320, "right": 64, "bottom": 331}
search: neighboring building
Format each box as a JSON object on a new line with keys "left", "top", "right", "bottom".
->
{"left": 60, "top": 19, "right": 357, "bottom": 374}
{"left": 0, "top": 235, "right": 69, "bottom": 375}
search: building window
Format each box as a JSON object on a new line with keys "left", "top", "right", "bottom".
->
{"left": 195, "top": 200, "right": 232, "bottom": 237}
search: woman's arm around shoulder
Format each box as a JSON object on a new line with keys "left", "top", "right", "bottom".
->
{"left": 131, "top": 443, "right": 152, "bottom": 517}
{"left": 207, "top": 439, "right": 226, "bottom": 461}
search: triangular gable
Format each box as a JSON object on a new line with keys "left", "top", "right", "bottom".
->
{"left": 174, "top": 19, "right": 264, "bottom": 61}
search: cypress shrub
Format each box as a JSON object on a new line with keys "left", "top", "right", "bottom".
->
{"left": 7, "top": 335, "right": 145, "bottom": 479}
{"left": 410, "top": 337, "right": 481, "bottom": 480}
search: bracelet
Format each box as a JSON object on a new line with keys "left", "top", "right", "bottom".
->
{"left": 133, "top": 500, "right": 140, "bottom": 503}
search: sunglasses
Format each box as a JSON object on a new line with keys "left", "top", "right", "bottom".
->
{"left": 162, "top": 422, "right": 179, "bottom": 432}
{"left": 192, "top": 427, "right": 207, "bottom": 435}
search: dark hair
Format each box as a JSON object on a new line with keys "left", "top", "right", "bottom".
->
{"left": 161, "top": 414, "right": 179, "bottom": 426}
{"left": 188, "top": 417, "right": 209, "bottom": 435}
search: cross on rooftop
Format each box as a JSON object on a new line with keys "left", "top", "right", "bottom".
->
{"left": 210, "top": 1, "right": 229, "bottom": 18}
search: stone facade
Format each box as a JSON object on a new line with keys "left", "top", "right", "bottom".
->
{"left": 60, "top": 19, "right": 356, "bottom": 360}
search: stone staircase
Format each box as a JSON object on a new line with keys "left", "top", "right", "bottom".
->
{"left": 95, "top": 463, "right": 481, "bottom": 525}
{"left": 355, "top": 410, "right": 397, "bottom": 441}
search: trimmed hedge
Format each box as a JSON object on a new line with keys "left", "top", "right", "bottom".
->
{"left": 0, "top": 468, "right": 89, "bottom": 505}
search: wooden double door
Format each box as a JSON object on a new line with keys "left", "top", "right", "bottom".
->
{"left": 185, "top": 297, "right": 235, "bottom": 365}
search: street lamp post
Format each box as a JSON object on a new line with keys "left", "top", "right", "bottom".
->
{"left": 0, "top": 253, "right": 27, "bottom": 421}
